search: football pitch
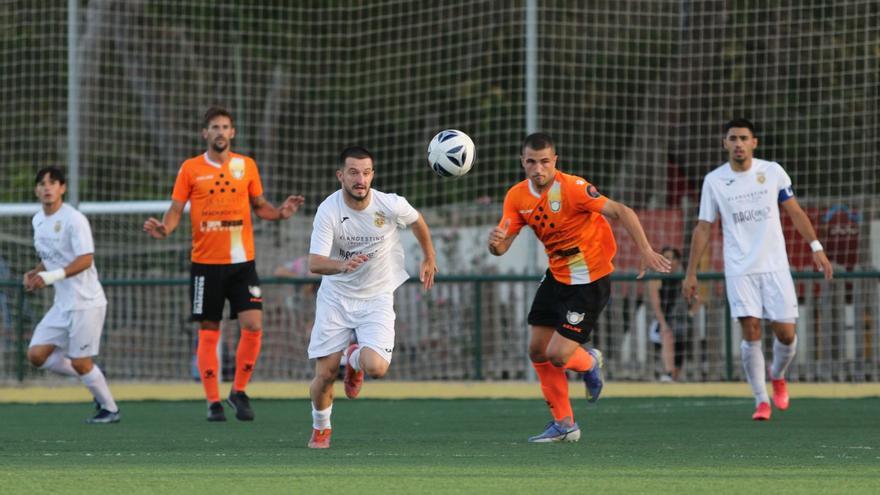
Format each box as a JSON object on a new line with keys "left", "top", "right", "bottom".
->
{"left": 1, "top": 397, "right": 878, "bottom": 494}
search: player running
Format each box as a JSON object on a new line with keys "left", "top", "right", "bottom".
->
{"left": 488, "top": 133, "right": 670, "bottom": 442}
{"left": 144, "top": 106, "right": 304, "bottom": 422}
{"left": 683, "top": 118, "right": 833, "bottom": 420}
{"left": 25, "top": 166, "right": 120, "bottom": 424}
{"left": 305, "top": 146, "right": 437, "bottom": 449}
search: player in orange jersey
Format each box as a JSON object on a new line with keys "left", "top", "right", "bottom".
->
{"left": 489, "top": 133, "right": 671, "bottom": 442}
{"left": 143, "top": 106, "right": 305, "bottom": 422}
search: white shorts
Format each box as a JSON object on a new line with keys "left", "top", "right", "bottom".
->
{"left": 725, "top": 270, "right": 798, "bottom": 322}
{"left": 307, "top": 289, "right": 395, "bottom": 363}
{"left": 29, "top": 304, "right": 107, "bottom": 358}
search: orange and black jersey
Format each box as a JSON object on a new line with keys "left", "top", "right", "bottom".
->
{"left": 171, "top": 152, "right": 264, "bottom": 264}
{"left": 499, "top": 170, "right": 616, "bottom": 284}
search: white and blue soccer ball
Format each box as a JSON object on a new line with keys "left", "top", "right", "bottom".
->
{"left": 427, "top": 129, "right": 475, "bottom": 177}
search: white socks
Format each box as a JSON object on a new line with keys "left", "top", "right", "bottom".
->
{"left": 741, "top": 340, "right": 769, "bottom": 406}
{"left": 312, "top": 403, "right": 332, "bottom": 430}
{"left": 348, "top": 347, "right": 362, "bottom": 372}
{"left": 770, "top": 335, "right": 798, "bottom": 380}
{"left": 79, "top": 365, "right": 118, "bottom": 413}
{"left": 40, "top": 348, "right": 78, "bottom": 377}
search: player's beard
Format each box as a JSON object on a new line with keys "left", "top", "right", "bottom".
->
{"left": 344, "top": 183, "right": 369, "bottom": 203}
{"left": 211, "top": 139, "right": 229, "bottom": 153}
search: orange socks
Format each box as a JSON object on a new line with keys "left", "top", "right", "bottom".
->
{"left": 532, "top": 361, "right": 573, "bottom": 422}
{"left": 564, "top": 347, "right": 594, "bottom": 373}
{"left": 233, "top": 330, "right": 262, "bottom": 392}
{"left": 197, "top": 329, "right": 221, "bottom": 403}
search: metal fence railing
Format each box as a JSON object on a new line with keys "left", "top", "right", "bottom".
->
{"left": 1, "top": 272, "right": 878, "bottom": 383}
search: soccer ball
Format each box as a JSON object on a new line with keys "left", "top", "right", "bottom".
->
{"left": 427, "top": 129, "right": 475, "bottom": 177}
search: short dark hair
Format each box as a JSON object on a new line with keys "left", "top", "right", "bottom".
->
{"left": 522, "top": 132, "right": 556, "bottom": 154}
{"left": 723, "top": 118, "right": 757, "bottom": 136}
{"left": 203, "top": 106, "right": 234, "bottom": 127}
{"left": 35, "top": 166, "right": 66, "bottom": 185}
{"left": 660, "top": 246, "right": 681, "bottom": 260}
{"left": 338, "top": 146, "right": 374, "bottom": 167}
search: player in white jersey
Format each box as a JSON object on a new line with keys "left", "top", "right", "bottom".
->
{"left": 24, "top": 167, "right": 120, "bottom": 424}
{"left": 305, "top": 146, "right": 437, "bottom": 448}
{"left": 683, "top": 119, "right": 833, "bottom": 421}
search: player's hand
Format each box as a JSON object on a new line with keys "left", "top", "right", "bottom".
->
{"left": 23, "top": 270, "right": 44, "bottom": 291}
{"left": 279, "top": 195, "right": 305, "bottom": 219}
{"left": 143, "top": 217, "right": 169, "bottom": 239}
{"left": 488, "top": 219, "right": 510, "bottom": 250}
{"left": 813, "top": 250, "right": 834, "bottom": 280}
{"left": 420, "top": 258, "right": 438, "bottom": 291}
{"left": 682, "top": 273, "right": 698, "bottom": 304}
{"left": 340, "top": 254, "right": 369, "bottom": 274}
{"left": 22, "top": 271, "right": 36, "bottom": 291}
{"left": 637, "top": 249, "right": 672, "bottom": 279}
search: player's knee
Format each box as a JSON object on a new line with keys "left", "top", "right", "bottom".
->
{"left": 528, "top": 348, "right": 547, "bottom": 362}
{"left": 71, "top": 358, "right": 93, "bottom": 375}
{"left": 364, "top": 364, "right": 388, "bottom": 379}
{"left": 314, "top": 366, "right": 338, "bottom": 385}
{"left": 26, "top": 348, "right": 47, "bottom": 367}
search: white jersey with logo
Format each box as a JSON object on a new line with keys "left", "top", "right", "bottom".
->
{"left": 698, "top": 158, "right": 794, "bottom": 277}
{"left": 309, "top": 189, "right": 420, "bottom": 300}
{"left": 32, "top": 203, "right": 107, "bottom": 310}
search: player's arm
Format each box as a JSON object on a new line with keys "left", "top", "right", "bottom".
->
{"left": 143, "top": 200, "right": 186, "bottom": 239}
{"left": 600, "top": 199, "right": 671, "bottom": 277}
{"left": 410, "top": 213, "right": 438, "bottom": 290}
{"left": 683, "top": 220, "right": 713, "bottom": 303}
{"left": 252, "top": 194, "right": 305, "bottom": 221}
{"left": 781, "top": 197, "right": 833, "bottom": 280}
{"left": 25, "top": 254, "right": 94, "bottom": 291}
{"left": 488, "top": 219, "right": 517, "bottom": 256}
{"left": 308, "top": 253, "right": 369, "bottom": 276}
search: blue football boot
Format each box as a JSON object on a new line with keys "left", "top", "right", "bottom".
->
{"left": 527, "top": 419, "right": 581, "bottom": 443}
{"left": 583, "top": 348, "right": 604, "bottom": 403}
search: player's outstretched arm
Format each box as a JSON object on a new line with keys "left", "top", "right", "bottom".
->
{"left": 252, "top": 194, "right": 305, "bottom": 221}
{"left": 143, "top": 200, "right": 185, "bottom": 239}
{"left": 600, "top": 199, "right": 671, "bottom": 278}
{"left": 781, "top": 197, "right": 834, "bottom": 280}
{"left": 308, "top": 253, "right": 369, "bottom": 276}
{"left": 683, "top": 220, "right": 712, "bottom": 303}
{"left": 410, "top": 214, "right": 437, "bottom": 290}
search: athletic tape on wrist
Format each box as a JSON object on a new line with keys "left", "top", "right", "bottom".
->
{"left": 809, "top": 240, "right": 823, "bottom": 253}
{"left": 37, "top": 268, "right": 66, "bottom": 285}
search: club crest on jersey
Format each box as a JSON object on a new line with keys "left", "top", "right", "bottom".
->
{"left": 229, "top": 157, "right": 245, "bottom": 179}
{"left": 54, "top": 221, "right": 62, "bottom": 232}
{"left": 566, "top": 311, "right": 585, "bottom": 325}
{"left": 248, "top": 285, "right": 261, "bottom": 298}
{"left": 374, "top": 211, "right": 386, "bottom": 227}
{"left": 756, "top": 172, "right": 766, "bottom": 184}
{"left": 548, "top": 182, "right": 563, "bottom": 212}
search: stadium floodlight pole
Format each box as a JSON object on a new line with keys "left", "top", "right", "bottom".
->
{"left": 67, "top": 0, "right": 80, "bottom": 208}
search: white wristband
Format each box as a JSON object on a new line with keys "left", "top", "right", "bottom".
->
{"left": 37, "top": 268, "right": 66, "bottom": 285}
{"left": 809, "top": 240, "right": 823, "bottom": 253}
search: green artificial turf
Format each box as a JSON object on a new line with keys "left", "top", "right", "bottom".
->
{"left": 1, "top": 398, "right": 877, "bottom": 494}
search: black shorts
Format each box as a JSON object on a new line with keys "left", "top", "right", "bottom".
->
{"left": 527, "top": 271, "right": 611, "bottom": 344}
{"left": 190, "top": 261, "right": 263, "bottom": 322}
